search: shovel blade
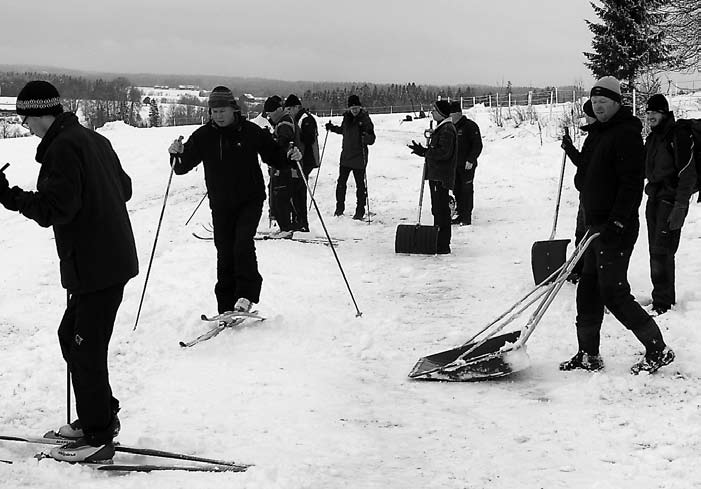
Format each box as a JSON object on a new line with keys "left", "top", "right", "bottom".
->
{"left": 409, "top": 331, "right": 529, "bottom": 381}
{"left": 395, "top": 224, "right": 439, "bottom": 254}
{"left": 531, "top": 239, "right": 570, "bottom": 285}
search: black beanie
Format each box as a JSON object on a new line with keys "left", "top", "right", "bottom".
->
{"left": 284, "top": 94, "right": 302, "bottom": 107}
{"left": 208, "top": 86, "right": 241, "bottom": 110}
{"left": 433, "top": 100, "right": 451, "bottom": 118}
{"left": 263, "top": 95, "right": 283, "bottom": 113}
{"left": 16, "top": 81, "right": 64, "bottom": 117}
{"left": 646, "top": 94, "right": 670, "bottom": 114}
{"left": 449, "top": 101, "right": 462, "bottom": 114}
{"left": 347, "top": 94, "right": 361, "bottom": 107}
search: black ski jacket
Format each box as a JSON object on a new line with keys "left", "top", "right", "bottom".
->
{"left": 327, "top": 109, "right": 376, "bottom": 169}
{"left": 424, "top": 119, "right": 457, "bottom": 190}
{"left": 454, "top": 116, "right": 482, "bottom": 168}
{"left": 7, "top": 112, "right": 138, "bottom": 293}
{"left": 174, "top": 116, "right": 289, "bottom": 209}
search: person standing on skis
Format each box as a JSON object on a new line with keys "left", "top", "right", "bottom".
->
{"left": 167, "top": 86, "right": 300, "bottom": 314}
{"left": 0, "top": 80, "right": 138, "bottom": 463}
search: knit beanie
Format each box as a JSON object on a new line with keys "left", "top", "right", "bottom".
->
{"left": 284, "top": 94, "right": 302, "bottom": 107}
{"left": 449, "top": 101, "right": 462, "bottom": 114}
{"left": 583, "top": 99, "right": 594, "bottom": 118}
{"left": 208, "top": 86, "right": 241, "bottom": 110}
{"left": 433, "top": 100, "right": 451, "bottom": 118}
{"left": 347, "top": 94, "right": 362, "bottom": 107}
{"left": 646, "top": 94, "right": 669, "bottom": 114}
{"left": 263, "top": 95, "right": 283, "bottom": 113}
{"left": 16, "top": 81, "right": 64, "bottom": 117}
{"left": 590, "top": 76, "right": 621, "bottom": 103}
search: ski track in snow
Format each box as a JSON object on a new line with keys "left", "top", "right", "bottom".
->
{"left": 1, "top": 98, "right": 701, "bottom": 489}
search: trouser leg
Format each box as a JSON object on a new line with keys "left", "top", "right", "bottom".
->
{"left": 335, "top": 166, "right": 352, "bottom": 214}
{"left": 429, "top": 180, "right": 451, "bottom": 251}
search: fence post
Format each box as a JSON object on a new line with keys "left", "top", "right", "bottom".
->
{"left": 508, "top": 93, "right": 511, "bottom": 108}
{"left": 555, "top": 87, "right": 558, "bottom": 105}
{"left": 632, "top": 89, "right": 636, "bottom": 116}
{"left": 473, "top": 96, "right": 476, "bottom": 107}
{"left": 488, "top": 95, "right": 492, "bottom": 108}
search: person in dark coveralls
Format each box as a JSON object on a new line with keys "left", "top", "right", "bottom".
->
{"left": 449, "top": 101, "right": 483, "bottom": 226}
{"left": 643, "top": 94, "right": 696, "bottom": 316}
{"left": 561, "top": 99, "right": 599, "bottom": 283}
{"left": 0, "top": 81, "right": 138, "bottom": 462}
{"left": 285, "top": 94, "right": 320, "bottom": 232}
{"left": 407, "top": 100, "right": 458, "bottom": 254}
{"left": 559, "top": 77, "right": 675, "bottom": 375}
{"left": 325, "top": 94, "right": 376, "bottom": 220}
{"left": 168, "top": 87, "right": 300, "bottom": 314}
{"left": 264, "top": 95, "right": 300, "bottom": 237}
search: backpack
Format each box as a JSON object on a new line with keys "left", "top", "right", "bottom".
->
{"left": 676, "top": 118, "right": 701, "bottom": 202}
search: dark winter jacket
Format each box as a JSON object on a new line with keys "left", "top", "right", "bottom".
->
{"left": 327, "top": 109, "right": 376, "bottom": 169}
{"left": 424, "top": 118, "right": 457, "bottom": 190}
{"left": 644, "top": 114, "right": 696, "bottom": 205}
{"left": 174, "top": 115, "right": 289, "bottom": 209}
{"left": 578, "top": 106, "right": 645, "bottom": 246}
{"left": 565, "top": 122, "right": 601, "bottom": 192}
{"left": 454, "top": 116, "right": 482, "bottom": 168}
{"left": 7, "top": 112, "right": 138, "bottom": 293}
{"left": 294, "top": 109, "right": 320, "bottom": 174}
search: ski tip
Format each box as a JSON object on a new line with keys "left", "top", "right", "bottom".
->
{"left": 200, "top": 314, "right": 207, "bottom": 320}
{"left": 178, "top": 341, "right": 188, "bottom": 348}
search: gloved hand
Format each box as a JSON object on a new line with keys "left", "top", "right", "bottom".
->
{"left": 0, "top": 170, "right": 9, "bottom": 196}
{"left": 287, "top": 145, "right": 302, "bottom": 162}
{"left": 407, "top": 140, "right": 427, "bottom": 157}
{"left": 667, "top": 203, "right": 688, "bottom": 231}
{"left": 325, "top": 121, "right": 334, "bottom": 131}
{"left": 168, "top": 136, "right": 184, "bottom": 154}
{"left": 0, "top": 173, "right": 20, "bottom": 212}
{"left": 561, "top": 133, "right": 575, "bottom": 152}
{"left": 600, "top": 219, "right": 625, "bottom": 245}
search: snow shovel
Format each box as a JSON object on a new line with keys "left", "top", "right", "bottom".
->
{"left": 409, "top": 232, "right": 598, "bottom": 381}
{"left": 395, "top": 161, "right": 439, "bottom": 254}
{"left": 531, "top": 128, "right": 571, "bottom": 285}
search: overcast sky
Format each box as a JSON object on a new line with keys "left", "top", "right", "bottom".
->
{"left": 2, "top": 0, "right": 597, "bottom": 87}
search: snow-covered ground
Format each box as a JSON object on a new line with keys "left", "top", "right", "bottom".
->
{"left": 1, "top": 100, "right": 701, "bottom": 489}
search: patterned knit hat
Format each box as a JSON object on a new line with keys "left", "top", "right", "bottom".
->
{"left": 208, "top": 86, "right": 241, "bottom": 110}
{"left": 16, "top": 81, "right": 64, "bottom": 117}
{"left": 590, "top": 76, "right": 621, "bottom": 103}
{"left": 433, "top": 100, "right": 451, "bottom": 118}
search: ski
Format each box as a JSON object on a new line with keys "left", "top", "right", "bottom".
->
{"left": 179, "top": 317, "right": 246, "bottom": 348}
{"left": 180, "top": 311, "right": 265, "bottom": 348}
{"left": 192, "top": 231, "right": 212, "bottom": 241}
{"left": 33, "top": 452, "right": 245, "bottom": 473}
{"left": 0, "top": 434, "right": 250, "bottom": 470}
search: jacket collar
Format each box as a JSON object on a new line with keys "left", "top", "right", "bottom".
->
{"left": 35, "top": 112, "right": 81, "bottom": 163}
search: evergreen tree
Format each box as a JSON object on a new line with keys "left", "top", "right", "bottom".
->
{"left": 149, "top": 98, "right": 160, "bottom": 127}
{"left": 584, "top": 0, "right": 670, "bottom": 88}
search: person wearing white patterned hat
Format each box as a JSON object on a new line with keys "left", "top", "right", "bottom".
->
{"left": 0, "top": 80, "right": 138, "bottom": 462}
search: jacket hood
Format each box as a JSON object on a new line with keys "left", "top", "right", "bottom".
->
{"left": 35, "top": 112, "right": 81, "bottom": 163}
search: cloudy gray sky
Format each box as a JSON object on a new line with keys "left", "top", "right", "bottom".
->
{"left": 2, "top": 0, "right": 596, "bottom": 86}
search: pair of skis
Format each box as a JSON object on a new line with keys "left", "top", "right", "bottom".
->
{"left": 179, "top": 310, "right": 265, "bottom": 348}
{"left": 0, "top": 434, "right": 250, "bottom": 473}
{"left": 192, "top": 230, "right": 339, "bottom": 246}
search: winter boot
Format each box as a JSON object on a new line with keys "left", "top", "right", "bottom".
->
{"left": 630, "top": 346, "right": 675, "bottom": 374}
{"left": 234, "top": 298, "right": 252, "bottom": 313}
{"left": 559, "top": 351, "right": 604, "bottom": 371}
{"left": 352, "top": 207, "right": 365, "bottom": 220}
{"left": 334, "top": 204, "right": 344, "bottom": 217}
{"left": 55, "top": 412, "right": 120, "bottom": 440}
{"left": 49, "top": 439, "right": 115, "bottom": 463}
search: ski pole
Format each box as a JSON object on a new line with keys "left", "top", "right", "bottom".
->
{"left": 0, "top": 163, "right": 9, "bottom": 173}
{"left": 362, "top": 146, "right": 371, "bottom": 224}
{"left": 185, "top": 191, "right": 208, "bottom": 226}
{"left": 133, "top": 139, "right": 182, "bottom": 331}
{"left": 308, "top": 128, "right": 329, "bottom": 211}
{"left": 292, "top": 147, "right": 362, "bottom": 317}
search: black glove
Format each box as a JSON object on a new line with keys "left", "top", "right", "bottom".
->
{"left": 407, "top": 140, "right": 427, "bottom": 157}
{"left": 0, "top": 178, "right": 21, "bottom": 211}
{"left": 0, "top": 171, "right": 8, "bottom": 195}
{"left": 325, "top": 121, "right": 334, "bottom": 131}
{"left": 667, "top": 203, "right": 688, "bottom": 231}
{"left": 600, "top": 219, "right": 625, "bottom": 245}
{"left": 561, "top": 133, "right": 575, "bottom": 152}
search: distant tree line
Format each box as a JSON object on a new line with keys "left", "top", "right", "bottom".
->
{"left": 0, "top": 72, "right": 143, "bottom": 129}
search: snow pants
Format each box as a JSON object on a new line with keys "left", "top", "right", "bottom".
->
{"left": 58, "top": 282, "right": 124, "bottom": 446}
{"left": 335, "top": 166, "right": 367, "bottom": 215}
{"left": 270, "top": 168, "right": 294, "bottom": 231}
{"left": 212, "top": 200, "right": 264, "bottom": 313}
{"left": 429, "top": 180, "right": 452, "bottom": 252}
{"left": 645, "top": 198, "right": 682, "bottom": 309}
{"left": 291, "top": 167, "right": 312, "bottom": 229}
{"left": 453, "top": 164, "right": 476, "bottom": 223}
{"left": 575, "top": 231, "right": 664, "bottom": 356}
